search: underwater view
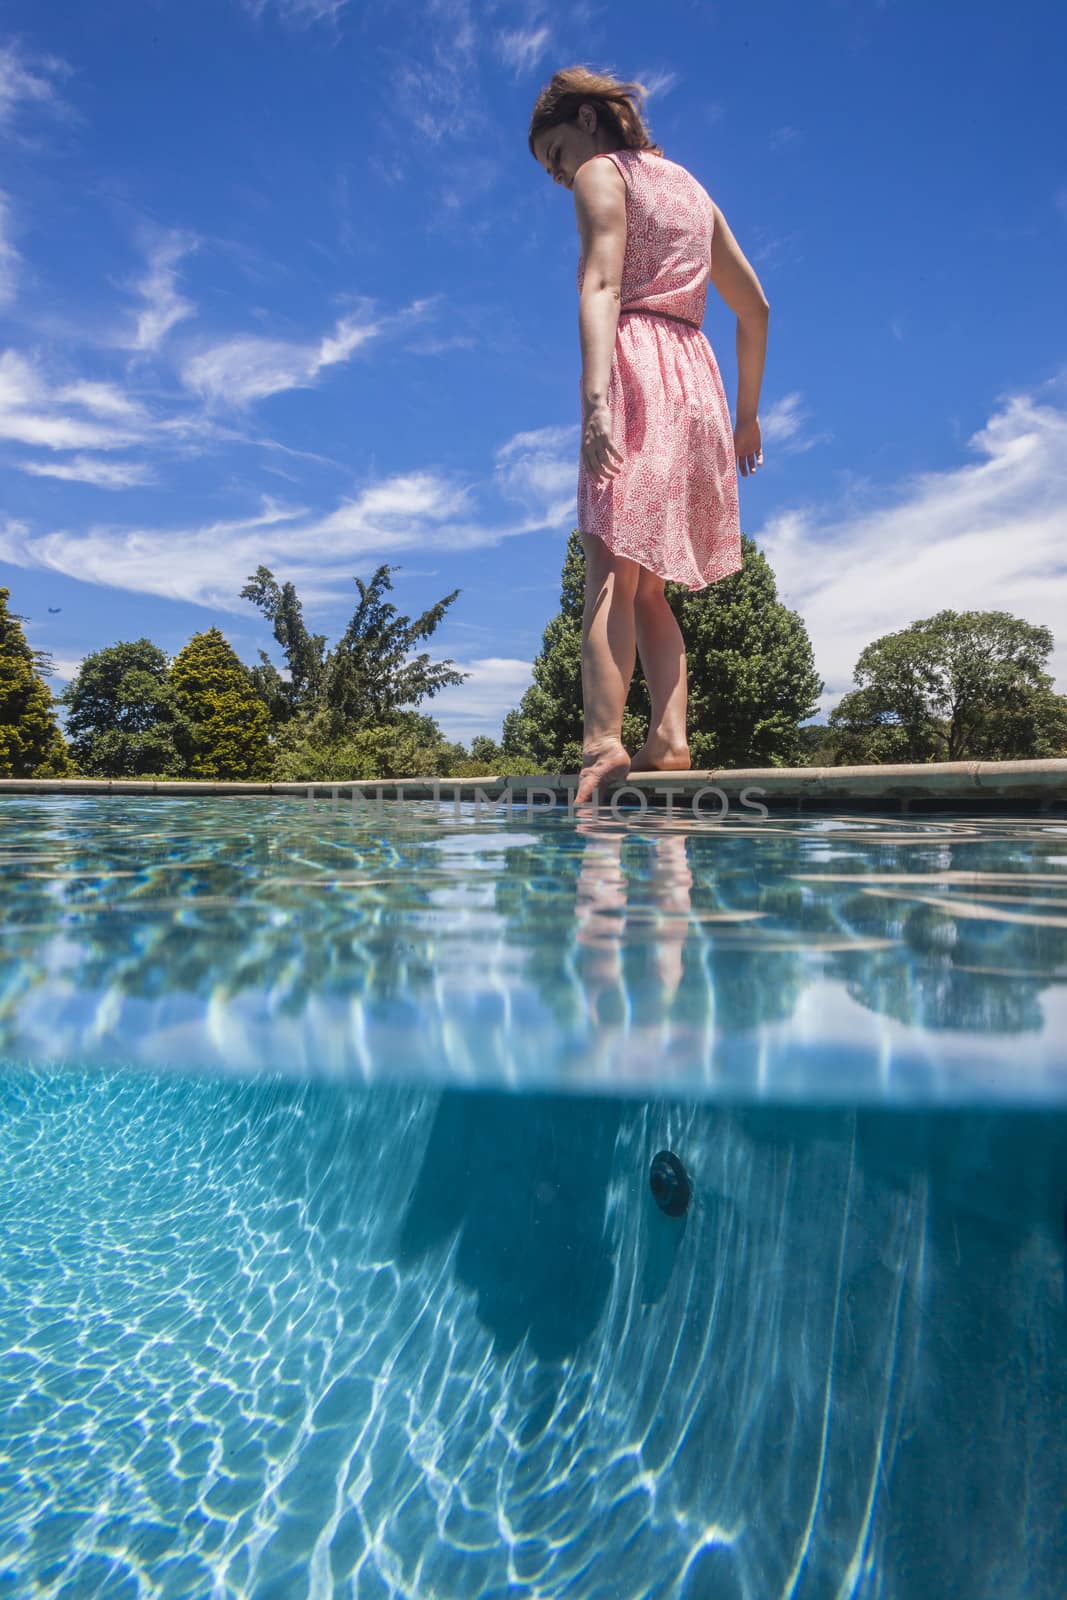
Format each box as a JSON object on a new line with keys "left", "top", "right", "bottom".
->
{"left": 1, "top": 797, "right": 1065, "bottom": 1597}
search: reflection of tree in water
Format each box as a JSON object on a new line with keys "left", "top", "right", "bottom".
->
{"left": 614, "top": 817, "right": 1067, "bottom": 1040}
{"left": 825, "top": 876, "right": 1062, "bottom": 1036}
{"left": 11, "top": 799, "right": 1066, "bottom": 1049}
{"left": 9, "top": 802, "right": 450, "bottom": 1016}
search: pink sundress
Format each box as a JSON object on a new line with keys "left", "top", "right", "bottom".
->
{"left": 576, "top": 147, "right": 742, "bottom": 592}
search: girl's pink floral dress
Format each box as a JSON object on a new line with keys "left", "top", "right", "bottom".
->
{"left": 576, "top": 148, "right": 743, "bottom": 592}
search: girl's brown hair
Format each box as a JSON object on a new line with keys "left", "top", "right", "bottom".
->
{"left": 528, "top": 65, "right": 663, "bottom": 161}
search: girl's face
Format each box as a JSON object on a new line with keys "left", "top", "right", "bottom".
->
{"left": 533, "top": 114, "right": 598, "bottom": 192}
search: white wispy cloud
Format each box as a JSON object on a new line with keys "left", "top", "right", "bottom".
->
{"left": 0, "top": 41, "right": 76, "bottom": 135}
{"left": 769, "top": 126, "right": 801, "bottom": 150}
{"left": 425, "top": 656, "right": 535, "bottom": 743}
{"left": 405, "top": 332, "right": 478, "bottom": 356}
{"left": 53, "top": 379, "right": 148, "bottom": 421}
{"left": 1, "top": 406, "right": 551, "bottom": 751}
{"left": 760, "top": 391, "right": 831, "bottom": 454}
{"left": 494, "top": 423, "right": 577, "bottom": 521}
{"left": 0, "top": 346, "right": 321, "bottom": 481}
{"left": 757, "top": 382, "right": 1067, "bottom": 714}
{"left": 0, "top": 189, "right": 19, "bottom": 308}
{"left": 496, "top": 26, "right": 552, "bottom": 74}
{"left": 41, "top": 655, "right": 85, "bottom": 684}
{"left": 241, "top": 0, "right": 349, "bottom": 27}
{"left": 19, "top": 454, "right": 155, "bottom": 489}
{"left": 0, "top": 350, "right": 146, "bottom": 451}
{"left": 125, "top": 233, "right": 199, "bottom": 353}
{"left": 0, "top": 495, "right": 311, "bottom": 611}
{"left": 761, "top": 392, "right": 806, "bottom": 445}
{"left": 390, "top": 0, "right": 482, "bottom": 145}
{"left": 180, "top": 311, "right": 385, "bottom": 407}
{"left": 749, "top": 226, "right": 804, "bottom": 274}
{"left": 0, "top": 423, "right": 577, "bottom": 610}
{"left": 635, "top": 69, "right": 680, "bottom": 100}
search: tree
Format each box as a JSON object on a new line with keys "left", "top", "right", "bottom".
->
{"left": 239, "top": 567, "right": 328, "bottom": 724}
{"left": 501, "top": 530, "right": 823, "bottom": 770}
{"left": 58, "top": 639, "right": 187, "bottom": 777}
{"left": 829, "top": 610, "right": 1067, "bottom": 763}
{"left": 795, "top": 723, "right": 836, "bottom": 766}
{"left": 241, "top": 563, "right": 469, "bottom": 733}
{"left": 0, "top": 587, "right": 73, "bottom": 777}
{"left": 323, "top": 564, "right": 469, "bottom": 727}
{"left": 469, "top": 736, "right": 503, "bottom": 765}
{"left": 169, "top": 628, "right": 272, "bottom": 779}
{"left": 270, "top": 709, "right": 465, "bottom": 782}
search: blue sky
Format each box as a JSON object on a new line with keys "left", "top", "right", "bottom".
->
{"left": 1, "top": 0, "right": 1065, "bottom": 747}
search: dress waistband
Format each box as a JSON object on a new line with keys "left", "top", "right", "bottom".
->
{"left": 619, "top": 306, "right": 702, "bottom": 331}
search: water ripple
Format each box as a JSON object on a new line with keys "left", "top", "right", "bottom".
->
{"left": 1, "top": 799, "right": 1066, "bottom": 1101}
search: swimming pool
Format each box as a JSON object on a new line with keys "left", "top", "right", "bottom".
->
{"left": 1, "top": 796, "right": 1065, "bottom": 1596}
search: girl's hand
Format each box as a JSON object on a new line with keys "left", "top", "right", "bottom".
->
{"left": 734, "top": 415, "right": 763, "bottom": 477}
{"left": 582, "top": 400, "right": 624, "bottom": 484}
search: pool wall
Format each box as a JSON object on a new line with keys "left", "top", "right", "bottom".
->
{"left": 3, "top": 756, "right": 1067, "bottom": 813}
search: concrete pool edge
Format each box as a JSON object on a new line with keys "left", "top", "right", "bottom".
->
{"left": 2, "top": 757, "right": 1067, "bottom": 812}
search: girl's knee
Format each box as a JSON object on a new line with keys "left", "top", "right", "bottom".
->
{"left": 583, "top": 537, "right": 640, "bottom": 593}
{"left": 635, "top": 568, "right": 667, "bottom": 605}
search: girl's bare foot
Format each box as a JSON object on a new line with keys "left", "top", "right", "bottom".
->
{"left": 628, "top": 736, "right": 692, "bottom": 774}
{"left": 575, "top": 736, "right": 632, "bottom": 805}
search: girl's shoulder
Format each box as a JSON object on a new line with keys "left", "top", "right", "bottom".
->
{"left": 623, "top": 148, "right": 701, "bottom": 185}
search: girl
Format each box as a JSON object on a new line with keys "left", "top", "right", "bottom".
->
{"left": 530, "top": 66, "right": 769, "bottom": 805}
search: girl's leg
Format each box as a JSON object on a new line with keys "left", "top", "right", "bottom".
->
{"left": 630, "top": 568, "right": 692, "bottom": 772}
{"left": 576, "top": 531, "right": 640, "bottom": 804}
{"left": 574, "top": 823, "right": 627, "bottom": 1023}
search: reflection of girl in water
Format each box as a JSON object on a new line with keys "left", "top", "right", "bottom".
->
{"left": 574, "top": 824, "right": 693, "bottom": 1032}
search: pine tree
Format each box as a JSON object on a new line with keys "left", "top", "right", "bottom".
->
{"left": 241, "top": 562, "right": 468, "bottom": 733}
{"left": 0, "top": 587, "right": 73, "bottom": 777}
{"left": 169, "top": 627, "right": 272, "bottom": 779}
{"left": 323, "top": 564, "right": 469, "bottom": 726}
{"left": 239, "top": 567, "right": 328, "bottom": 724}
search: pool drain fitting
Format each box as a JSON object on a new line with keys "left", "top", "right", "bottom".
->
{"left": 650, "top": 1150, "right": 691, "bottom": 1217}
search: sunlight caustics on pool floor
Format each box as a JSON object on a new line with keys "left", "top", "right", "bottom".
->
{"left": 1, "top": 1069, "right": 1065, "bottom": 1599}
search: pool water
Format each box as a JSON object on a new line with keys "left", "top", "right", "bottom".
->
{"left": 1, "top": 798, "right": 1065, "bottom": 1596}
{"left": 3, "top": 796, "right": 1067, "bottom": 1100}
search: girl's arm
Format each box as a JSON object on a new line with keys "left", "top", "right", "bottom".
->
{"left": 709, "top": 201, "right": 770, "bottom": 428}
{"left": 574, "top": 159, "right": 627, "bottom": 481}
{"left": 574, "top": 159, "right": 626, "bottom": 408}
